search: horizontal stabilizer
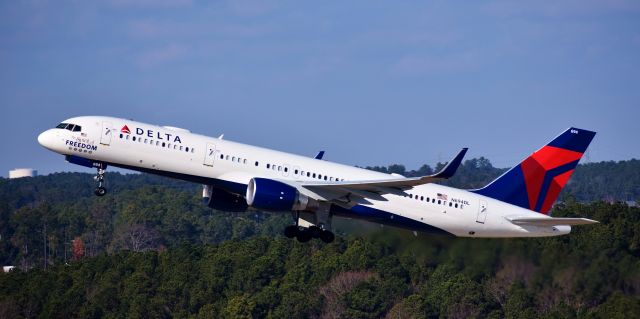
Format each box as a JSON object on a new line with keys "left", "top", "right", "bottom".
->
{"left": 507, "top": 216, "right": 598, "bottom": 226}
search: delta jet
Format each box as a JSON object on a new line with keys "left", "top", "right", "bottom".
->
{"left": 37, "top": 117, "right": 598, "bottom": 243}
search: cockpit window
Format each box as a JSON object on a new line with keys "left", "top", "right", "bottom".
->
{"left": 55, "top": 123, "right": 82, "bottom": 132}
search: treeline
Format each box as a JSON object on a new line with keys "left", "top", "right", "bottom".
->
{"left": 367, "top": 158, "right": 640, "bottom": 202}
{"left": 0, "top": 201, "right": 638, "bottom": 318}
{"left": 0, "top": 158, "right": 638, "bottom": 270}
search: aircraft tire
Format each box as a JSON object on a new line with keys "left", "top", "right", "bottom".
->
{"left": 320, "top": 231, "right": 335, "bottom": 243}
{"left": 309, "top": 226, "right": 322, "bottom": 238}
{"left": 296, "top": 229, "right": 312, "bottom": 243}
{"left": 284, "top": 225, "right": 298, "bottom": 238}
{"left": 94, "top": 187, "right": 107, "bottom": 197}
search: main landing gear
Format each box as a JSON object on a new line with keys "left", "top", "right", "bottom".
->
{"left": 93, "top": 166, "right": 107, "bottom": 197}
{"left": 285, "top": 209, "right": 335, "bottom": 243}
{"left": 284, "top": 225, "right": 335, "bottom": 243}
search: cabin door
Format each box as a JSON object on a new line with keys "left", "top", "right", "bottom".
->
{"left": 203, "top": 143, "right": 216, "bottom": 166}
{"left": 476, "top": 200, "right": 488, "bottom": 224}
{"left": 100, "top": 122, "right": 112, "bottom": 145}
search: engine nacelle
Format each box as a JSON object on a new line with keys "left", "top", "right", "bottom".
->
{"left": 202, "top": 185, "right": 248, "bottom": 212}
{"left": 246, "top": 178, "right": 314, "bottom": 212}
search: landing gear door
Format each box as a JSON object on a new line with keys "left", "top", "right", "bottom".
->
{"left": 476, "top": 200, "right": 488, "bottom": 224}
{"left": 203, "top": 143, "right": 216, "bottom": 166}
{"left": 100, "top": 122, "right": 112, "bottom": 145}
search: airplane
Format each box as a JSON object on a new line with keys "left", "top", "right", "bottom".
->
{"left": 37, "top": 116, "right": 598, "bottom": 243}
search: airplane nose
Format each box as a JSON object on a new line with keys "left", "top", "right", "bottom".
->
{"left": 38, "top": 130, "right": 55, "bottom": 149}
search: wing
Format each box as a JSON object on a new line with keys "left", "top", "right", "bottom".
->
{"left": 507, "top": 216, "right": 599, "bottom": 226}
{"left": 301, "top": 148, "right": 468, "bottom": 200}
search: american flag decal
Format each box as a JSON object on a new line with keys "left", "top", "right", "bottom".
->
{"left": 437, "top": 193, "right": 448, "bottom": 201}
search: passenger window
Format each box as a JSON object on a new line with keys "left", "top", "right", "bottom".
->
{"left": 225, "top": 155, "right": 229, "bottom": 160}
{"left": 255, "top": 161, "right": 259, "bottom": 166}
{"left": 267, "top": 164, "right": 270, "bottom": 169}
{"left": 220, "top": 154, "right": 224, "bottom": 159}
{"left": 243, "top": 159, "right": 247, "bottom": 164}
{"left": 324, "top": 176, "right": 327, "bottom": 180}
{"left": 133, "top": 136, "right": 137, "bottom": 141}
{"left": 284, "top": 167, "right": 288, "bottom": 172}
{"left": 232, "top": 156, "right": 236, "bottom": 162}
{"left": 307, "top": 172, "right": 311, "bottom": 177}
{"left": 186, "top": 147, "right": 189, "bottom": 152}
{"left": 119, "top": 134, "right": 123, "bottom": 139}
{"left": 126, "top": 135, "right": 130, "bottom": 140}
{"left": 455, "top": 203, "right": 459, "bottom": 208}
{"left": 295, "top": 169, "right": 299, "bottom": 174}
{"left": 278, "top": 166, "right": 282, "bottom": 171}
{"left": 312, "top": 173, "right": 316, "bottom": 178}
{"left": 438, "top": 200, "right": 441, "bottom": 204}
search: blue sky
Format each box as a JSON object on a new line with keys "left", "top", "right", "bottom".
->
{"left": 1, "top": 0, "right": 639, "bottom": 177}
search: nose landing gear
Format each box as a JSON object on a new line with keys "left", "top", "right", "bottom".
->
{"left": 93, "top": 166, "right": 107, "bottom": 197}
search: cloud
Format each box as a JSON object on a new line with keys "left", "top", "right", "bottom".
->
{"left": 135, "top": 43, "right": 189, "bottom": 68}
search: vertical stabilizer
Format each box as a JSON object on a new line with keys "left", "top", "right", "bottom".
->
{"left": 472, "top": 128, "right": 596, "bottom": 214}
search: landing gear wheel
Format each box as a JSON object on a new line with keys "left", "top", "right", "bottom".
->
{"left": 309, "top": 226, "right": 322, "bottom": 238}
{"left": 296, "top": 228, "right": 312, "bottom": 243}
{"left": 94, "top": 187, "right": 107, "bottom": 197}
{"left": 320, "top": 231, "right": 335, "bottom": 243}
{"left": 284, "top": 225, "right": 298, "bottom": 238}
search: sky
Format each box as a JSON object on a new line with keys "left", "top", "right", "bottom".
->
{"left": 1, "top": 0, "right": 639, "bottom": 177}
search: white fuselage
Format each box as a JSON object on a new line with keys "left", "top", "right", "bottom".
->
{"left": 37, "top": 116, "right": 570, "bottom": 238}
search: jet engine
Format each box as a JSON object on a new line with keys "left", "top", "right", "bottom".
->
{"left": 202, "top": 185, "right": 248, "bottom": 212}
{"left": 246, "top": 178, "right": 316, "bottom": 211}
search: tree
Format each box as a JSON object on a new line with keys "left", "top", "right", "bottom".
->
{"left": 72, "top": 237, "right": 85, "bottom": 261}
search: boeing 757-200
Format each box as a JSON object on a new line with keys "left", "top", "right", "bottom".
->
{"left": 38, "top": 117, "right": 598, "bottom": 243}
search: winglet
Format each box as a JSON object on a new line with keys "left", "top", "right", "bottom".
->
{"left": 315, "top": 151, "right": 325, "bottom": 160}
{"left": 432, "top": 148, "right": 468, "bottom": 179}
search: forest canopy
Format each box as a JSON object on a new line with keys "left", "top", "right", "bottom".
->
{"left": 0, "top": 158, "right": 638, "bottom": 318}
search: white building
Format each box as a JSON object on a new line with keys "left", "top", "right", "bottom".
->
{"left": 8, "top": 168, "right": 37, "bottom": 179}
